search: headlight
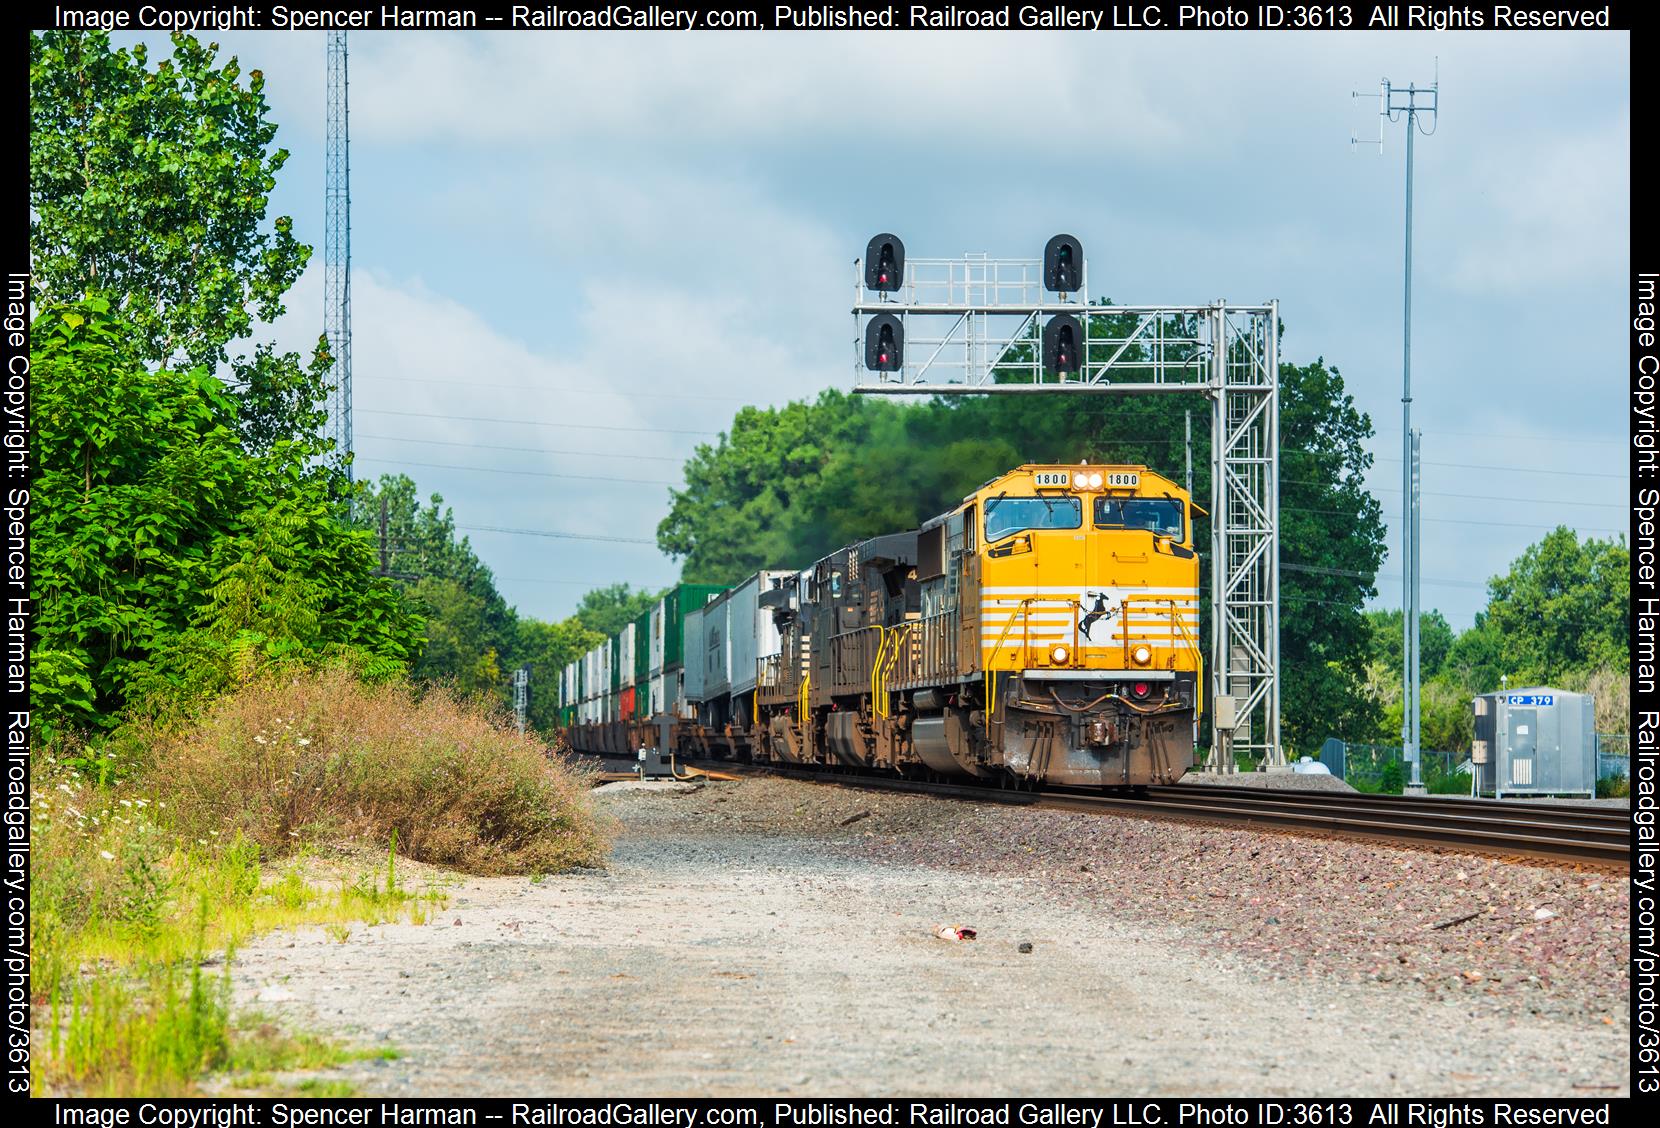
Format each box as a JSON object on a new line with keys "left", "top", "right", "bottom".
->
{"left": 1051, "top": 645, "right": 1070, "bottom": 664}
{"left": 1088, "top": 471, "right": 1103, "bottom": 489}
{"left": 1132, "top": 645, "right": 1152, "bottom": 666}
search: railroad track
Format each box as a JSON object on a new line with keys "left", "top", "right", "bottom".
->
{"left": 657, "top": 758, "right": 1630, "bottom": 867}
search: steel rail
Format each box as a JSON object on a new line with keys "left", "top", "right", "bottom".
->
{"left": 662, "top": 759, "right": 1629, "bottom": 867}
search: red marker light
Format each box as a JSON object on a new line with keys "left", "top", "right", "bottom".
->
{"left": 1132, "top": 681, "right": 1150, "bottom": 698}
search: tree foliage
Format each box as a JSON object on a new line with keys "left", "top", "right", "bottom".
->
{"left": 350, "top": 474, "right": 610, "bottom": 724}
{"left": 571, "top": 584, "right": 665, "bottom": 638}
{"left": 30, "top": 31, "right": 326, "bottom": 451}
{"left": 1361, "top": 528, "right": 1630, "bottom": 753}
{"left": 31, "top": 300, "right": 420, "bottom": 731}
{"left": 1483, "top": 527, "right": 1629, "bottom": 682}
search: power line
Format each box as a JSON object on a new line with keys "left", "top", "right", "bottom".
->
{"left": 354, "top": 457, "right": 676, "bottom": 486}
{"left": 356, "top": 408, "right": 717, "bottom": 437}
{"left": 1364, "top": 486, "right": 1625, "bottom": 509}
{"left": 356, "top": 433, "right": 685, "bottom": 462}
{"left": 1372, "top": 427, "right": 1620, "bottom": 447}
{"left": 456, "top": 523, "right": 658, "bottom": 545}
{"left": 1364, "top": 457, "right": 1626, "bottom": 479}
{"left": 355, "top": 374, "right": 747, "bottom": 404}
{"left": 500, "top": 575, "right": 678, "bottom": 586}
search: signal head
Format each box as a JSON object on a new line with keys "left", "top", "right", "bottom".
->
{"left": 864, "top": 233, "right": 905, "bottom": 292}
{"left": 1042, "top": 313, "right": 1084, "bottom": 377}
{"left": 1043, "top": 233, "right": 1084, "bottom": 293}
{"left": 864, "top": 313, "right": 905, "bottom": 372}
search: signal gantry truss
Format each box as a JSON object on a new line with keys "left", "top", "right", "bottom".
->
{"left": 852, "top": 254, "right": 1282, "bottom": 769}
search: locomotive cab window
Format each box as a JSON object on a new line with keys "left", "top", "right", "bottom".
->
{"left": 1093, "top": 498, "right": 1184, "bottom": 539}
{"left": 983, "top": 496, "right": 1082, "bottom": 541}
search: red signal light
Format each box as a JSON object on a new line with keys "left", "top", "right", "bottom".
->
{"left": 1132, "top": 681, "right": 1151, "bottom": 698}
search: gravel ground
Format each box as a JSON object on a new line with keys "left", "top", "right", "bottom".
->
{"left": 227, "top": 777, "right": 1628, "bottom": 1097}
{"left": 1181, "top": 770, "right": 1357, "bottom": 792}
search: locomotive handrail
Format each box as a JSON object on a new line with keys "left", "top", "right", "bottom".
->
{"left": 869, "top": 625, "right": 891, "bottom": 718}
{"left": 983, "top": 596, "right": 1079, "bottom": 722}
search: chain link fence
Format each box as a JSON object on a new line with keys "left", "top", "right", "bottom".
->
{"left": 1319, "top": 735, "right": 1630, "bottom": 796}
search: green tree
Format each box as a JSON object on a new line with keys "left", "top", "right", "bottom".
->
{"left": 1482, "top": 527, "right": 1629, "bottom": 683}
{"left": 29, "top": 31, "right": 324, "bottom": 449}
{"left": 514, "top": 617, "right": 604, "bottom": 732}
{"left": 573, "top": 584, "right": 664, "bottom": 638}
{"left": 352, "top": 474, "right": 519, "bottom": 700}
{"left": 1364, "top": 608, "right": 1457, "bottom": 682}
{"left": 30, "top": 300, "right": 420, "bottom": 730}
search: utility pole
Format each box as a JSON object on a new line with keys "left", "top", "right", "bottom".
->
{"left": 1184, "top": 409, "right": 1193, "bottom": 499}
{"left": 1360, "top": 72, "right": 1438, "bottom": 794}
{"left": 377, "top": 495, "right": 390, "bottom": 577}
{"left": 325, "top": 32, "right": 353, "bottom": 479}
{"left": 514, "top": 667, "right": 530, "bottom": 736}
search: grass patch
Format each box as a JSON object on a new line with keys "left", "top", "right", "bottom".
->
{"left": 31, "top": 670, "right": 605, "bottom": 1095}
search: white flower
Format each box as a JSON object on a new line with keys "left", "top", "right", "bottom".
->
{"left": 135, "top": 799, "right": 148, "bottom": 808}
{"left": 56, "top": 784, "right": 73, "bottom": 795}
{"left": 197, "top": 838, "right": 209, "bottom": 845}
{"left": 119, "top": 799, "right": 133, "bottom": 808}
{"left": 99, "top": 850, "right": 114, "bottom": 861}
{"left": 255, "top": 735, "right": 268, "bottom": 745}
{"left": 297, "top": 738, "right": 312, "bottom": 746}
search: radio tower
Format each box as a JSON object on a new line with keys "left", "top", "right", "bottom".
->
{"left": 324, "top": 32, "right": 352, "bottom": 479}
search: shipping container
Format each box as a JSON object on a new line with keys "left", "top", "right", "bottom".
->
{"left": 703, "top": 590, "right": 733, "bottom": 700}
{"left": 662, "top": 583, "right": 728, "bottom": 671}
{"left": 648, "top": 600, "right": 666, "bottom": 676}
{"left": 648, "top": 672, "right": 665, "bottom": 717}
{"left": 633, "top": 607, "right": 652, "bottom": 686}
{"left": 684, "top": 606, "right": 709, "bottom": 703}
{"left": 730, "top": 570, "right": 794, "bottom": 697}
{"left": 617, "top": 624, "right": 637, "bottom": 690}
{"left": 620, "top": 685, "right": 636, "bottom": 721}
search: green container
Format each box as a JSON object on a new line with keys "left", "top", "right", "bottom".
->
{"left": 662, "top": 583, "right": 727, "bottom": 671}
{"left": 633, "top": 607, "right": 652, "bottom": 685}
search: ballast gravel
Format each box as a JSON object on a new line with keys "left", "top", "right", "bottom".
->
{"left": 226, "top": 776, "right": 1628, "bottom": 1097}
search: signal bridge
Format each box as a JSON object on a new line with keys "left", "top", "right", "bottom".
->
{"left": 851, "top": 236, "right": 1282, "bottom": 770}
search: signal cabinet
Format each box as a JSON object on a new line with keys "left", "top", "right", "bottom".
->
{"left": 1470, "top": 688, "right": 1594, "bottom": 798}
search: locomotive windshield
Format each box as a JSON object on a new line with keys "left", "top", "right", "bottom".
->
{"left": 1094, "top": 497, "right": 1184, "bottom": 538}
{"left": 983, "top": 496, "right": 1081, "bottom": 541}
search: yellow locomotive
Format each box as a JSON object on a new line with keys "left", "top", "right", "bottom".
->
{"left": 753, "top": 462, "right": 1200, "bottom": 788}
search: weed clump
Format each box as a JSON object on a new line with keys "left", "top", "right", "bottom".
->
{"left": 142, "top": 668, "right": 607, "bottom": 875}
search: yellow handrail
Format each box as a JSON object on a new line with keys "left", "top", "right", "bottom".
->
{"left": 869, "top": 625, "right": 890, "bottom": 718}
{"left": 1171, "top": 599, "right": 1204, "bottom": 718}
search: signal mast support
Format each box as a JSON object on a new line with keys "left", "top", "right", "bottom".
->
{"left": 851, "top": 251, "right": 1282, "bottom": 770}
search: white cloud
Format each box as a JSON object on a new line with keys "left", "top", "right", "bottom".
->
{"left": 1445, "top": 116, "right": 1630, "bottom": 293}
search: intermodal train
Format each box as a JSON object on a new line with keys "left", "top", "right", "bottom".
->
{"left": 556, "top": 463, "right": 1201, "bottom": 788}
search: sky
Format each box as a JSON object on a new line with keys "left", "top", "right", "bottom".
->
{"left": 119, "top": 28, "right": 1630, "bottom": 629}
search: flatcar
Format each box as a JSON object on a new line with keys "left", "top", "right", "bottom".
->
{"left": 559, "top": 462, "right": 1201, "bottom": 788}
